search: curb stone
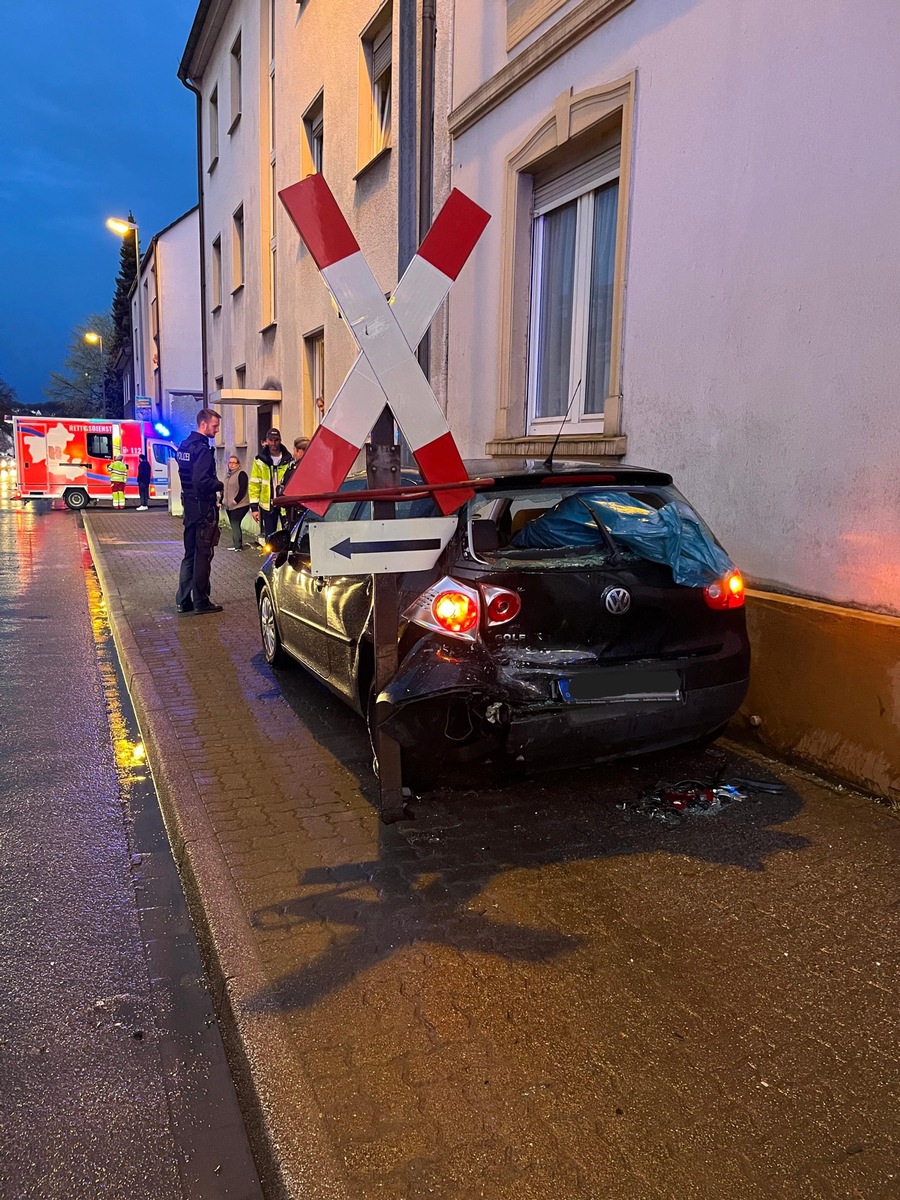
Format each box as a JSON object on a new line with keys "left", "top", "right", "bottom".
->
{"left": 82, "top": 513, "right": 351, "bottom": 1200}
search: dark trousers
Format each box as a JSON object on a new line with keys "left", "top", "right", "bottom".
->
{"left": 138, "top": 483, "right": 150, "bottom": 507}
{"left": 227, "top": 505, "right": 250, "bottom": 549}
{"left": 260, "top": 508, "right": 280, "bottom": 539}
{"left": 176, "top": 503, "right": 218, "bottom": 608}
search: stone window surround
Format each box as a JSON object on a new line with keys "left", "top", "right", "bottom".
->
{"left": 487, "top": 73, "right": 634, "bottom": 459}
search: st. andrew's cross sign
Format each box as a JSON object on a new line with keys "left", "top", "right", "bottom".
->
{"left": 277, "top": 174, "right": 490, "bottom": 516}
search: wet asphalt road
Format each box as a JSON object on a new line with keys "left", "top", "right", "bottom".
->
{"left": 0, "top": 495, "right": 261, "bottom": 1199}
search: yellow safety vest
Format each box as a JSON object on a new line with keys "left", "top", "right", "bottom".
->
{"left": 108, "top": 459, "right": 129, "bottom": 483}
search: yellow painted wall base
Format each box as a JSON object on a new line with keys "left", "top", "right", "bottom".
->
{"left": 733, "top": 590, "right": 900, "bottom": 802}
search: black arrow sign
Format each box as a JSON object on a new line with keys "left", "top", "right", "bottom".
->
{"left": 331, "top": 536, "right": 443, "bottom": 560}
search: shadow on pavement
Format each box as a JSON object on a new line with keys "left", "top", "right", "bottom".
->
{"left": 246, "top": 738, "right": 807, "bottom": 1013}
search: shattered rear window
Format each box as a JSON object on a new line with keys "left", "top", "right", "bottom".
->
{"left": 466, "top": 486, "right": 732, "bottom": 586}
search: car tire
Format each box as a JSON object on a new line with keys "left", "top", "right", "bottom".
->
{"left": 64, "top": 489, "right": 89, "bottom": 511}
{"left": 258, "top": 586, "right": 291, "bottom": 669}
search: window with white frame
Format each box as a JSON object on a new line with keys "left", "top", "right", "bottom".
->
{"left": 232, "top": 205, "right": 244, "bottom": 291}
{"left": 359, "top": 5, "right": 392, "bottom": 165}
{"left": 212, "top": 237, "right": 222, "bottom": 309}
{"left": 208, "top": 86, "right": 219, "bottom": 168}
{"left": 229, "top": 32, "right": 242, "bottom": 130}
{"left": 305, "top": 330, "right": 325, "bottom": 422}
{"left": 303, "top": 91, "right": 324, "bottom": 176}
{"left": 527, "top": 146, "right": 620, "bottom": 430}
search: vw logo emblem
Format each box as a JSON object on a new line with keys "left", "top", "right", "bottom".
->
{"left": 603, "top": 586, "right": 631, "bottom": 615}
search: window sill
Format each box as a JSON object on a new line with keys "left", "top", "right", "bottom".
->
{"left": 211, "top": 303, "right": 222, "bottom": 314}
{"left": 353, "top": 145, "right": 391, "bottom": 182}
{"left": 207, "top": 156, "right": 218, "bottom": 174}
{"left": 231, "top": 284, "right": 244, "bottom": 297}
{"left": 227, "top": 112, "right": 241, "bottom": 134}
{"left": 485, "top": 433, "right": 627, "bottom": 459}
{"left": 259, "top": 321, "right": 277, "bottom": 335}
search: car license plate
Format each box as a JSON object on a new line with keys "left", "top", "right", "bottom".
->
{"left": 558, "top": 668, "right": 681, "bottom": 703}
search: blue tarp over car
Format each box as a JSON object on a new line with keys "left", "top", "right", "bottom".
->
{"left": 510, "top": 492, "right": 734, "bottom": 587}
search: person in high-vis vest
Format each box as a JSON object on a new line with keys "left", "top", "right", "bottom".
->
{"left": 248, "top": 428, "right": 291, "bottom": 546}
{"left": 107, "top": 454, "right": 128, "bottom": 509}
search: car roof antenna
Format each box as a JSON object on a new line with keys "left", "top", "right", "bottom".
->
{"left": 542, "top": 378, "right": 582, "bottom": 471}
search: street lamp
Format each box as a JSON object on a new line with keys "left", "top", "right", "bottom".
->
{"left": 106, "top": 216, "right": 145, "bottom": 398}
{"left": 84, "top": 331, "right": 104, "bottom": 410}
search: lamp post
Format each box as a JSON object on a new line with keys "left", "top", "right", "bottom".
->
{"left": 84, "top": 331, "right": 104, "bottom": 412}
{"left": 106, "top": 217, "right": 145, "bottom": 399}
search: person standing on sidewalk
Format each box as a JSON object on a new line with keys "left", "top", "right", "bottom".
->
{"left": 175, "top": 409, "right": 224, "bottom": 615}
{"left": 136, "top": 453, "right": 151, "bottom": 510}
{"left": 249, "top": 429, "right": 291, "bottom": 547}
{"left": 107, "top": 454, "right": 128, "bottom": 509}
{"left": 222, "top": 454, "right": 250, "bottom": 551}
{"left": 275, "top": 437, "right": 309, "bottom": 529}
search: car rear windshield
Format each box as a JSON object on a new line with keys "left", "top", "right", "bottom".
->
{"left": 466, "top": 485, "right": 731, "bottom": 586}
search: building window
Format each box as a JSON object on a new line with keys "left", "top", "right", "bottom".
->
{"left": 232, "top": 205, "right": 244, "bottom": 292}
{"left": 528, "top": 156, "right": 619, "bottom": 427}
{"left": 494, "top": 77, "right": 635, "bottom": 450}
{"left": 211, "top": 236, "right": 222, "bottom": 309}
{"left": 304, "top": 329, "right": 325, "bottom": 424}
{"left": 229, "top": 32, "right": 242, "bottom": 131}
{"left": 235, "top": 365, "right": 246, "bottom": 390}
{"left": 208, "top": 86, "right": 219, "bottom": 169}
{"left": 302, "top": 91, "right": 324, "bottom": 177}
{"left": 359, "top": 5, "right": 392, "bottom": 167}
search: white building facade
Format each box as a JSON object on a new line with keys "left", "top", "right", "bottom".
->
{"left": 179, "top": 0, "right": 453, "bottom": 469}
{"left": 444, "top": 0, "right": 900, "bottom": 797}
{"left": 131, "top": 207, "right": 203, "bottom": 440}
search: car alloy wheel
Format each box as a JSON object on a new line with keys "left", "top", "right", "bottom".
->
{"left": 258, "top": 586, "right": 290, "bottom": 668}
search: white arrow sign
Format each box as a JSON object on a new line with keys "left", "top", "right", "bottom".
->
{"left": 309, "top": 516, "right": 458, "bottom": 576}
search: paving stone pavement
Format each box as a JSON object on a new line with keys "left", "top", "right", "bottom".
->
{"left": 82, "top": 509, "right": 900, "bottom": 1200}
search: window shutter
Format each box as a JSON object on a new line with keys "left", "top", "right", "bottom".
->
{"left": 533, "top": 143, "right": 620, "bottom": 214}
{"left": 372, "top": 28, "right": 392, "bottom": 78}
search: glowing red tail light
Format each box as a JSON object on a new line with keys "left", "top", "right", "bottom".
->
{"left": 432, "top": 590, "right": 479, "bottom": 634}
{"left": 703, "top": 569, "right": 746, "bottom": 610}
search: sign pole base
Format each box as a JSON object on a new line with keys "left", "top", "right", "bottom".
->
{"left": 367, "top": 421, "right": 406, "bottom": 824}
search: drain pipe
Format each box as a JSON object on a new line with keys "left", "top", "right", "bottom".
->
{"left": 178, "top": 74, "right": 209, "bottom": 405}
{"left": 417, "top": 0, "right": 436, "bottom": 380}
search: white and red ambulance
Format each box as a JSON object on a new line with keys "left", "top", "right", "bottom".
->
{"left": 12, "top": 416, "right": 177, "bottom": 510}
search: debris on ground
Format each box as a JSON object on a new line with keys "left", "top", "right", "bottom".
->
{"left": 618, "top": 773, "right": 785, "bottom": 822}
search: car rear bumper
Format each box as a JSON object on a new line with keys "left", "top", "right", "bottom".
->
{"left": 378, "top": 638, "right": 749, "bottom": 769}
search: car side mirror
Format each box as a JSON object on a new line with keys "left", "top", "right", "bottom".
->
{"left": 264, "top": 529, "right": 290, "bottom": 555}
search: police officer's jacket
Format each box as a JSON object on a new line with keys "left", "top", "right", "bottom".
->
{"left": 177, "top": 431, "right": 220, "bottom": 512}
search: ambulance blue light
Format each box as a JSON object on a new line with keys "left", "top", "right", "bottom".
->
{"left": 154, "top": 422, "right": 170, "bottom": 437}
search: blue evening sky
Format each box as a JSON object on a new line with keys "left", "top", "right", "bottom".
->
{"left": 0, "top": 0, "right": 197, "bottom": 406}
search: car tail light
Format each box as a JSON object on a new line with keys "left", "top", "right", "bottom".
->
{"left": 480, "top": 583, "right": 522, "bottom": 626}
{"left": 433, "top": 590, "right": 479, "bottom": 634}
{"left": 403, "top": 577, "right": 481, "bottom": 642}
{"left": 704, "top": 568, "right": 746, "bottom": 610}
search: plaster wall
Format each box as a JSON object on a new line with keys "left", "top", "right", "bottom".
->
{"left": 157, "top": 210, "right": 202, "bottom": 406}
{"left": 448, "top": 0, "right": 900, "bottom": 616}
{"left": 191, "top": 0, "right": 456, "bottom": 467}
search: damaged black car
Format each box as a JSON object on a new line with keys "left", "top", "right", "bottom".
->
{"left": 256, "top": 461, "right": 750, "bottom": 783}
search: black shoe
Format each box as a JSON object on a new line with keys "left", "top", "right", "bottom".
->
{"left": 175, "top": 603, "right": 194, "bottom": 614}
{"left": 194, "top": 602, "right": 224, "bottom": 614}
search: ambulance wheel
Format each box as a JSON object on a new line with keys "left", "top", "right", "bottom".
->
{"left": 64, "top": 489, "right": 89, "bottom": 511}
{"left": 258, "top": 586, "right": 291, "bottom": 669}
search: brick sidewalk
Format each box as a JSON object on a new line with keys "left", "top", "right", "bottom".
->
{"left": 84, "top": 510, "right": 900, "bottom": 1200}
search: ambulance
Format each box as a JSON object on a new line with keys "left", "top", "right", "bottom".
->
{"left": 12, "top": 416, "right": 177, "bottom": 510}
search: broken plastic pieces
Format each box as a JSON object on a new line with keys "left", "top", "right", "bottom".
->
{"left": 619, "top": 774, "right": 786, "bottom": 822}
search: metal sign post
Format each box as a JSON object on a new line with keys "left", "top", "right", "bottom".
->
{"left": 276, "top": 174, "right": 490, "bottom": 822}
{"left": 367, "top": 411, "right": 404, "bottom": 821}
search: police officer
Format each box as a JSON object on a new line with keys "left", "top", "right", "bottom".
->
{"left": 175, "top": 408, "right": 224, "bottom": 615}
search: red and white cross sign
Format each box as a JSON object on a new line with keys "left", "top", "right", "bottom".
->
{"left": 277, "top": 174, "right": 490, "bottom": 516}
